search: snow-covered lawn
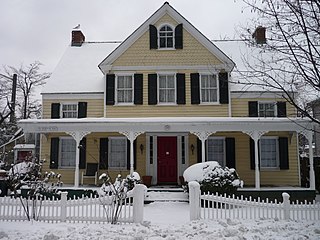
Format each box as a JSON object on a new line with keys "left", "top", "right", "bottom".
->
{"left": 0, "top": 201, "right": 319, "bottom": 239}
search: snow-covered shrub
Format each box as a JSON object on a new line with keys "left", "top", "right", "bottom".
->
{"left": 98, "top": 172, "right": 141, "bottom": 224}
{"left": 183, "top": 162, "right": 243, "bottom": 195}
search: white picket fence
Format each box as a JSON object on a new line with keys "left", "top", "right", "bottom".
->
{"left": 0, "top": 184, "right": 145, "bottom": 223}
{"left": 189, "top": 181, "right": 320, "bottom": 221}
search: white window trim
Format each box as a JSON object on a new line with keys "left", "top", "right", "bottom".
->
{"left": 115, "top": 73, "right": 134, "bottom": 106}
{"left": 206, "top": 136, "right": 226, "bottom": 166}
{"left": 60, "top": 102, "right": 78, "bottom": 119}
{"left": 108, "top": 137, "right": 127, "bottom": 170}
{"left": 199, "top": 73, "right": 219, "bottom": 104}
{"left": 258, "top": 101, "right": 277, "bottom": 117}
{"left": 158, "top": 23, "right": 175, "bottom": 50}
{"left": 157, "top": 73, "right": 177, "bottom": 105}
{"left": 59, "top": 137, "right": 76, "bottom": 169}
{"left": 259, "top": 136, "right": 280, "bottom": 170}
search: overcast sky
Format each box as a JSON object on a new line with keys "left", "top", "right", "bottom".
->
{"left": 0, "top": 0, "right": 253, "bottom": 74}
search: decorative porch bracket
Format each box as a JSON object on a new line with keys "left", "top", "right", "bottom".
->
{"left": 190, "top": 131, "right": 216, "bottom": 162}
{"left": 298, "top": 130, "right": 315, "bottom": 190}
{"left": 242, "top": 130, "right": 268, "bottom": 190}
{"left": 119, "top": 131, "right": 145, "bottom": 175}
{"left": 66, "top": 131, "right": 91, "bottom": 188}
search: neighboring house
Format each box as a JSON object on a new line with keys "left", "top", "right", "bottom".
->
{"left": 19, "top": 2, "right": 315, "bottom": 190}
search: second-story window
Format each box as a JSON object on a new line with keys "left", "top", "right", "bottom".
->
{"left": 159, "top": 25, "right": 174, "bottom": 49}
{"left": 62, "top": 103, "right": 78, "bottom": 118}
{"left": 116, "top": 75, "right": 133, "bottom": 104}
{"left": 200, "top": 74, "right": 218, "bottom": 103}
{"left": 259, "top": 102, "right": 276, "bottom": 117}
{"left": 158, "top": 74, "right": 176, "bottom": 104}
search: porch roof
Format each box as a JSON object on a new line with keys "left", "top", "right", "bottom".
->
{"left": 18, "top": 117, "right": 313, "bottom": 134}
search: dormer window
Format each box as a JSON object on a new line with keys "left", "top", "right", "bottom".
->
{"left": 159, "top": 25, "right": 174, "bottom": 48}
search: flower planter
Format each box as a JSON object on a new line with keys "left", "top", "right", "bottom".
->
{"left": 142, "top": 176, "right": 152, "bottom": 187}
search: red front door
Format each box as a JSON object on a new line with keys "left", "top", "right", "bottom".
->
{"left": 157, "top": 136, "right": 177, "bottom": 184}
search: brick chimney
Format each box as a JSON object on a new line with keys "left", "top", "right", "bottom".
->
{"left": 71, "top": 29, "right": 85, "bottom": 46}
{"left": 252, "top": 26, "right": 266, "bottom": 44}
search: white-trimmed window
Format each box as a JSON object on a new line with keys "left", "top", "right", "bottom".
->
{"left": 62, "top": 103, "right": 78, "bottom": 118}
{"left": 60, "top": 138, "right": 76, "bottom": 167}
{"left": 259, "top": 102, "right": 276, "bottom": 117}
{"left": 108, "top": 137, "right": 127, "bottom": 169}
{"left": 116, "top": 75, "right": 133, "bottom": 104}
{"left": 158, "top": 74, "right": 176, "bottom": 104}
{"left": 200, "top": 74, "right": 218, "bottom": 103}
{"left": 260, "top": 137, "right": 279, "bottom": 168}
{"left": 207, "top": 137, "right": 225, "bottom": 166}
{"left": 159, "top": 25, "right": 174, "bottom": 49}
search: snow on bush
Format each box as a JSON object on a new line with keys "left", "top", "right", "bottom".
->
{"left": 183, "top": 161, "right": 243, "bottom": 195}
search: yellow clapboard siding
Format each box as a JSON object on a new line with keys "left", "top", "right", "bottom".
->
{"left": 42, "top": 99, "right": 104, "bottom": 119}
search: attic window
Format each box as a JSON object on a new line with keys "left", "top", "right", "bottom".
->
{"left": 159, "top": 25, "right": 174, "bottom": 48}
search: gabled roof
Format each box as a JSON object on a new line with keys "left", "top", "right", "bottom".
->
{"left": 42, "top": 42, "right": 119, "bottom": 94}
{"left": 98, "top": 2, "right": 235, "bottom": 73}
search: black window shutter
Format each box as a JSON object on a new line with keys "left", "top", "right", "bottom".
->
{"left": 219, "top": 72, "right": 229, "bottom": 104}
{"left": 225, "top": 138, "right": 235, "bottom": 168}
{"left": 134, "top": 74, "right": 143, "bottom": 105}
{"left": 279, "top": 137, "right": 289, "bottom": 169}
{"left": 175, "top": 24, "right": 183, "bottom": 49}
{"left": 51, "top": 103, "right": 60, "bottom": 119}
{"left": 277, "top": 102, "right": 287, "bottom": 117}
{"left": 250, "top": 138, "right": 255, "bottom": 170}
{"left": 78, "top": 102, "right": 87, "bottom": 118}
{"left": 149, "top": 25, "right": 158, "bottom": 49}
{"left": 249, "top": 101, "right": 258, "bottom": 117}
{"left": 99, "top": 138, "right": 108, "bottom": 169}
{"left": 50, "top": 138, "right": 59, "bottom": 169}
{"left": 197, "top": 138, "right": 202, "bottom": 163}
{"left": 176, "top": 73, "right": 186, "bottom": 104}
{"left": 191, "top": 73, "right": 200, "bottom": 104}
{"left": 79, "top": 138, "right": 86, "bottom": 169}
{"left": 148, "top": 74, "right": 157, "bottom": 105}
{"left": 106, "top": 74, "right": 115, "bottom": 105}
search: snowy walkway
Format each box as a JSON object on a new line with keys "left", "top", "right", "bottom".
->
{"left": 0, "top": 201, "right": 319, "bottom": 239}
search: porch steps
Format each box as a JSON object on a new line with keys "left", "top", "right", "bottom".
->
{"left": 145, "top": 186, "right": 188, "bottom": 202}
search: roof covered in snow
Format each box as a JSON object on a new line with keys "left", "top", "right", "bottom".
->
{"left": 42, "top": 42, "right": 119, "bottom": 94}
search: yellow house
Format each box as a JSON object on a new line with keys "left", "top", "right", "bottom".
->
{"left": 19, "top": 3, "right": 315, "bottom": 190}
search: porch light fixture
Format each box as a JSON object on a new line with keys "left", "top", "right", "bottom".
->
{"left": 140, "top": 144, "right": 144, "bottom": 154}
{"left": 190, "top": 144, "right": 195, "bottom": 155}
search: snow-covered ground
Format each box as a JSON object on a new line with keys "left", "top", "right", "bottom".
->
{"left": 0, "top": 201, "right": 320, "bottom": 240}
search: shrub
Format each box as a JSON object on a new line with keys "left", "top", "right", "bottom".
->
{"left": 183, "top": 162, "right": 243, "bottom": 195}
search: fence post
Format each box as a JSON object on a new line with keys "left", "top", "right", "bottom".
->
{"left": 282, "top": 192, "right": 290, "bottom": 220}
{"left": 60, "top": 192, "right": 68, "bottom": 222}
{"left": 189, "top": 181, "right": 201, "bottom": 221}
{"left": 133, "top": 184, "right": 145, "bottom": 223}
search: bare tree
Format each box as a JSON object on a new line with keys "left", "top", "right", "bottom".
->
{"left": 3, "top": 61, "right": 50, "bottom": 119}
{"left": 0, "top": 74, "right": 14, "bottom": 125}
{"left": 238, "top": 0, "right": 320, "bottom": 124}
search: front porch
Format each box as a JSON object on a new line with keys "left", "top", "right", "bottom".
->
{"left": 18, "top": 117, "right": 316, "bottom": 190}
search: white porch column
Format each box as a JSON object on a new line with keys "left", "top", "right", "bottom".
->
{"left": 243, "top": 130, "right": 268, "bottom": 190}
{"left": 300, "top": 130, "right": 316, "bottom": 190}
{"left": 120, "top": 131, "right": 144, "bottom": 175}
{"left": 67, "top": 131, "right": 91, "bottom": 187}
{"left": 190, "top": 131, "right": 215, "bottom": 162}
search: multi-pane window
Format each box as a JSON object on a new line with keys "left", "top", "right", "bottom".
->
{"left": 200, "top": 74, "right": 218, "bottom": 103}
{"left": 181, "top": 136, "right": 186, "bottom": 164}
{"left": 60, "top": 138, "right": 76, "bottom": 167}
{"left": 259, "top": 102, "right": 276, "bottom": 117}
{"left": 62, "top": 104, "right": 78, "bottom": 118}
{"left": 260, "top": 138, "right": 279, "bottom": 168}
{"left": 116, "top": 75, "right": 133, "bottom": 104}
{"left": 108, "top": 138, "right": 127, "bottom": 169}
{"left": 149, "top": 136, "right": 154, "bottom": 164}
{"left": 159, "top": 25, "right": 174, "bottom": 48}
{"left": 207, "top": 138, "right": 225, "bottom": 166}
{"left": 158, "top": 74, "right": 175, "bottom": 103}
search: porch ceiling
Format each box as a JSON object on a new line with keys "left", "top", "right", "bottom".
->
{"left": 18, "top": 117, "right": 313, "bottom": 134}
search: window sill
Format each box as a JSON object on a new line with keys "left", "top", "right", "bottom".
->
{"left": 260, "top": 167, "right": 280, "bottom": 171}
{"left": 114, "top": 103, "right": 135, "bottom": 106}
{"left": 199, "top": 102, "right": 221, "bottom": 106}
{"left": 157, "top": 103, "right": 178, "bottom": 106}
{"left": 59, "top": 166, "right": 76, "bottom": 170}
